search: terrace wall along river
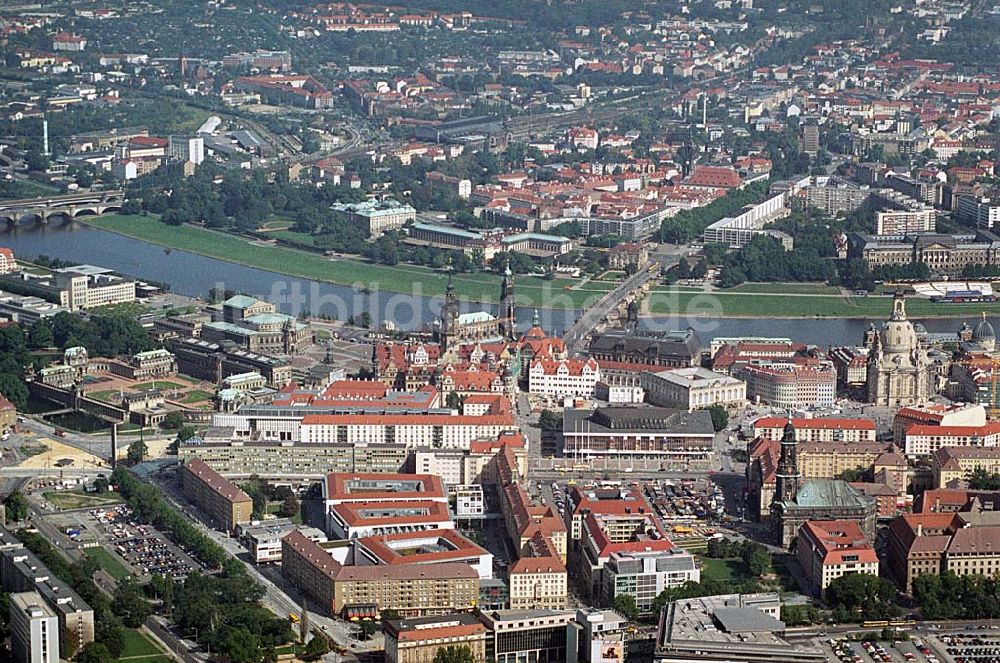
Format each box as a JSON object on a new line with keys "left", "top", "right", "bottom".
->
{"left": 4, "top": 221, "right": 998, "bottom": 345}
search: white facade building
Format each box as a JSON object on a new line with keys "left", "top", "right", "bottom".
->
{"left": 455, "top": 484, "right": 485, "bottom": 517}
{"left": 641, "top": 367, "right": 746, "bottom": 411}
{"left": 529, "top": 358, "right": 601, "bottom": 399}
{"left": 10, "top": 592, "right": 59, "bottom": 663}
{"left": 601, "top": 548, "right": 701, "bottom": 613}
{"left": 169, "top": 135, "right": 205, "bottom": 165}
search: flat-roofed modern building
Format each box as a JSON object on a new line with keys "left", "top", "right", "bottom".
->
{"left": 563, "top": 407, "right": 715, "bottom": 461}
{"left": 641, "top": 367, "right": 746, "bottom": 411}
{"left": 478, "top": 609, "right": 580, "bottom": 663}
{"left": 0, "top": 534, "right": 94, "bottom": 657}
{"left": 10, "top": 591, "right": 58, "bottom": 663}
{"left": 179, "top": 438, "right": 411, "bottom": 484}
{"left": 179, "top": 458, "right": 253, "bottom": 532}
{"left": 655, "top": 593, "right": 825, "bottom": 663}
{"left": 602, "top": 547, "right": 700, "bottom": 612}
{"left": 236, "top": 519, "right": 327, "bottom": 564}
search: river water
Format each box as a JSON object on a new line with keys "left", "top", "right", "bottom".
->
{"left": 2, "top": 221, "right": 995, "bottom": 346}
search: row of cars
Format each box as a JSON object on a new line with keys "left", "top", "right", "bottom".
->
{"left": 645, "top": 479, "right": 725, "bottom": 521}
{"left": 114, "top": 535, "right": 194, "bottom": 579}
{"left": 90, "top": 505, "right": 198, "bottom": 580}
{"left": 831, "top": 637, "right": 933, "bottom": 663}
{"left": 941, "top": 634, "right": 1000, "bottom": 663}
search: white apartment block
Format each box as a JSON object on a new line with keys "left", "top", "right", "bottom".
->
{"left": 601, "top": 549, "right": 701, "bottom": 613}
{"left": 10, "top": 592, "right": 59, "bottom": 663}
{"left": 169, "top": 135, "right": 205, "bottom": 165}
{"left": 54, "top": 270, "right": 136, "bottom": 311}
{"left": 641, "top": 367, "right": 746, "bottom": 411}
{"left": 509, "top": 565, "right": 568, "bottom": 610}
{"left": 0, "top": 248, "right": 16, "bottom": 274}
{"left": 956, "top": 195, "right": 1000, "bottom": 230}
{"left": 904, "top": 423, "right": 1000, "bottom": 457}
{"left": 299, "top": 414, "right": 517, "bottom": 449}
{"left": 239, "top": 521, "right": 327, "bottom": 564}
{"left": 529, "top": 358, "right": 601, "bottom": 399}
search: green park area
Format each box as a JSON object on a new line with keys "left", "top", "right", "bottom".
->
{"left": 85, "top": 214, "right": 614, "bottom": 308}
{"left": 44, "top": 490, "right": 123, "bottom": 510}
{"left": 118, "top": 628, "right": 170, "bottom": 662}
{"left": 697, "top": 556, "right": 755, "bottom": 584}
{"left": 648, "top": 286, "right": 1000, "bottom": 318}
{"left": 84, "top": 546, "right": 131, "bottom": 582}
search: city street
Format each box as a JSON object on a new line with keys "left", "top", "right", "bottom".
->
{"left": 148, "top": 467, "right": 380, "bottom": 656}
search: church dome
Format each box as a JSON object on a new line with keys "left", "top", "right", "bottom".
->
{"left": 881, "top": 294, "right": 918, "bottom": 354}
{"left": 974, "top": 318, "right": 996, "bottom": 342}
{"left": 881, "top": 319, "right": 919, "bottom": 354}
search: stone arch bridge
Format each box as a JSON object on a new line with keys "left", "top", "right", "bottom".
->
{"left": 0, "top": 190, "right": 125, "bottom": 229}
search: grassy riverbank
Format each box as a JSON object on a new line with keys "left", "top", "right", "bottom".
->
{"left": 85, "top": 214, "right": 1000, "bottom": 319}
{"left": 646, "top": 286, "right": 1000, "bottom": 318}
{"left": 84, "top": 214, "right": 615, "bottom": 308}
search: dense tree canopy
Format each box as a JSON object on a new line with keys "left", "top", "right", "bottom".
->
{"left": 825, "top": 573, "right": 899, "bottom": 622}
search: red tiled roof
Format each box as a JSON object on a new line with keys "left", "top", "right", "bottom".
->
{"left": 330, "top": 500, "right": 452, "bottom": 528}
{"left": 182, "top": 458, "right": 252, "bottom": 504}
{"left": 356, "top": 528, "right": 486, "bottom": 565}
{"left": 906, "top": 423, "right": 1000, "bottom": 437}
{"left": 325, "top": 473, "right": 446, "bottom": 502}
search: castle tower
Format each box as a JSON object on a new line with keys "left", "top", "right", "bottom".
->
{"left": 439, "top": 271, "right": 460, "bottom": 349}
{"left": 774, "top": 416, "right": 799, "bottom": 504}
{"left": 500, "top": 263, "right": 516, "bottom": 341}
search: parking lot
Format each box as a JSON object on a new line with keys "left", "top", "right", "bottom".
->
{"left": 939, "top": 631, "right": 1000, "bottom": 663}
{"left": 46, "top": 504, "right": 201, "bottom": 580}
{"left": 86, "top": 505, "right": 200, "bottom": 580}
{"left": 825, "top": 635, "right": 946, "bottom": 663}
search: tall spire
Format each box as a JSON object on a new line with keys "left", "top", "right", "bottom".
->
{"left": 774, "top": 415, "right": 800, "bottom": 505}
{"left": 532, "top": 309, "right": 540, "bottom": 327}
{"left": 500, "top": 259, "right": 516, "bottom": 341}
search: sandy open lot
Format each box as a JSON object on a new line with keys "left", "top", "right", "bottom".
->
{"left": 18, "top": 437, "right": 110, "bottom": 470}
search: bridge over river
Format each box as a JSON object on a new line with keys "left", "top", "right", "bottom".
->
{"left": 0, "top": 190, "right": 125, "bottom": 228}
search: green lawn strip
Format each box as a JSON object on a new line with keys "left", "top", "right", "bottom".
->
{"left": 85, "top": 546, "right": 132, "bottom": 581}
{"left": 88, "top": 390, "right": 120, "bottom": 403}
{"left": 697, "top": 556, "right": 752, "bottom": 583}
{"left": 269, "top": 229, "right": 316, "bottom": 246}
{"left": 44, "top": 490, "right": 123, "bottom": 510}
{"left": 118, "top": 629, "right": 166, "bottom": 659}
{"left": 179, "top": 390, "right": 213, "bottom": 403}
{"left": 132, "top": 381, "right": 185, "bottom": 391}
{"left": 647, "top": 290, "right": 1000, "bottom": 318}
{"left": 728, "top": 282, "right": 842, "bottom": 295}
{"left": 0, "top": 180, "right": 60, "bottom": 199}
{"left": 84, "top": 214, "right": 607, "bottom": 307}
